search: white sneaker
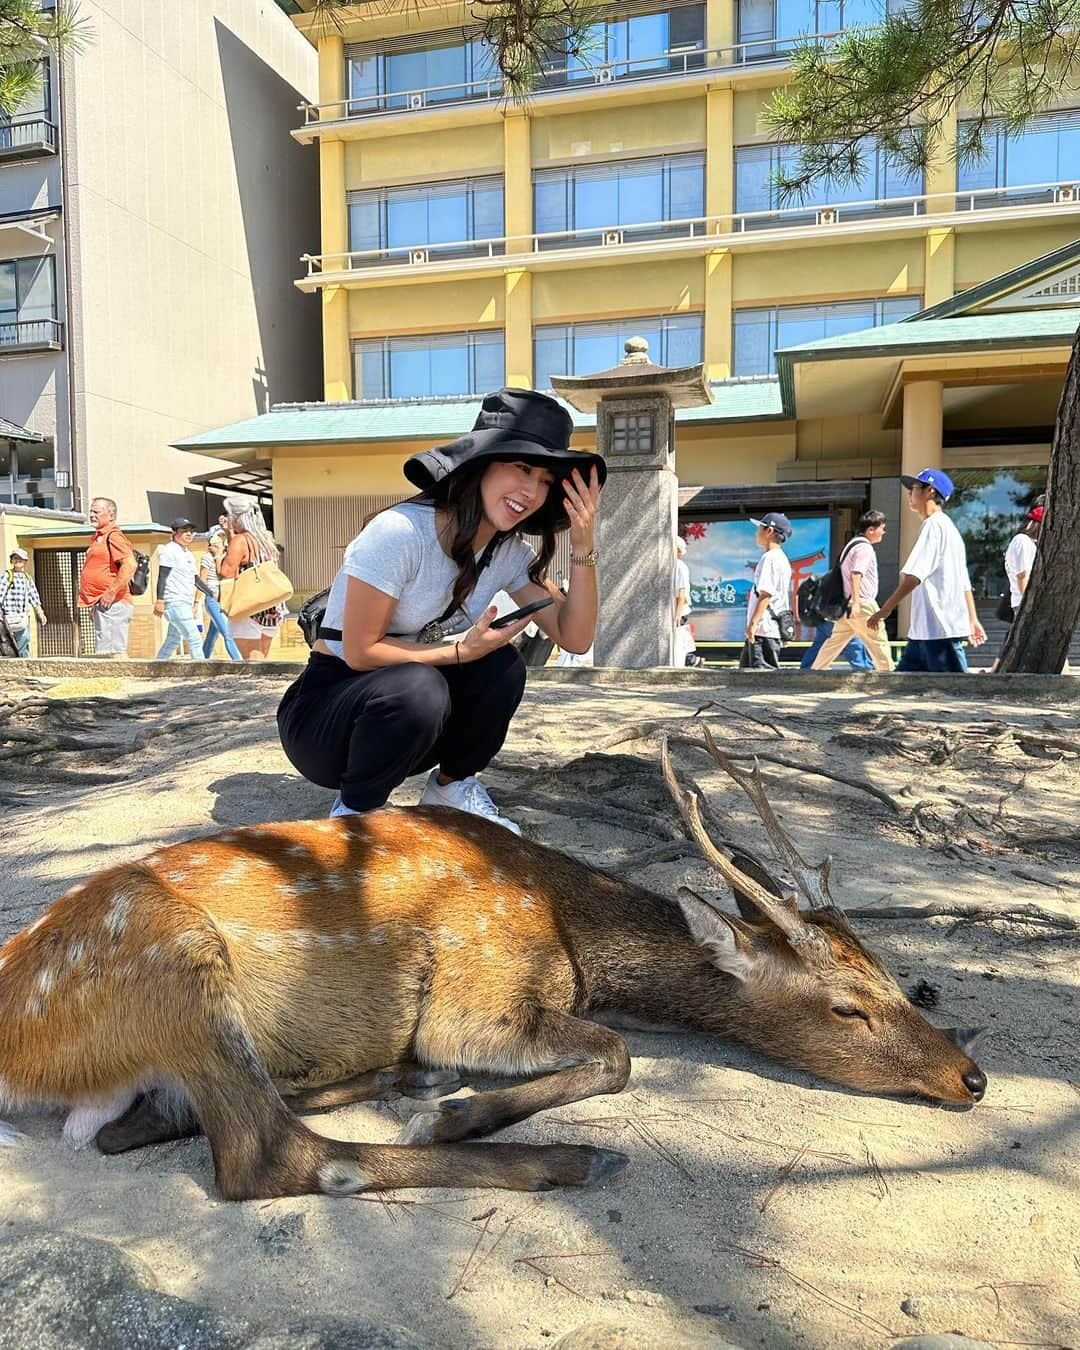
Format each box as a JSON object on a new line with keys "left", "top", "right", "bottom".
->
{"left": 329, "top": 793, "right": 364, "bottom": 818}
{"left": 419, "top": 771, "right": 522, "bottom": 835}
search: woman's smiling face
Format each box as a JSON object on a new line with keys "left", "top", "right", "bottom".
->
{"left": 480, "top": 460, "right": 556, "bottom": 532}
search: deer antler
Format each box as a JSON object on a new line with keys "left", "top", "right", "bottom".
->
{"left": 700, "top": 726, "right": 840, "bottom": 914}
{"left": 660, "top": 737, "right": 833, "bottom": 965}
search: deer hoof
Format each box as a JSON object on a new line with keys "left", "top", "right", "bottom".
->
{"left": 403, "top": 1067, "right": 464, "bottom": 1100}
{"left": 582, "top": 1147, "right": 630, "bottom": 1185}
{"left": 395, "top": 1097, "right": 470, "bottom": 1145}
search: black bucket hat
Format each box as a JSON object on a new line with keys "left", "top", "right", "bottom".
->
{"left": 403, "top": 387, "right": 607, "bottom": 534}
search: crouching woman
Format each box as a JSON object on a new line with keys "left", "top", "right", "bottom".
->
{"left": 277, "top": 388, "right": 605, "bottom": 835}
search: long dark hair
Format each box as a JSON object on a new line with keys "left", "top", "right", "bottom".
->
{"left": 438, "top": 461, "right": 557, "bottom": 616}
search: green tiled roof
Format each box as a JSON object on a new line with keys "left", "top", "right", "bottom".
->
{"left": 908, "top": 239, "right": 1080, "bottom": 322}
{"left": 776, "top": 308, "right": 1079, "bottom": 415}
{"left": 16, "top": 521, "right": 169, "bottom": 539}
{"left": 171, "top": 380, "right": 787, "bottom": 455}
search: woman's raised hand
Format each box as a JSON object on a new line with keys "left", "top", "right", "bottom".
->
{"left": 457, "top": 606, "right": 531, "bottom": 662}
{"left": 563, "top": 466, "right": 601, "bottom": 552}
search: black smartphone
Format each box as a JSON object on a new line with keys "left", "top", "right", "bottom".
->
{"left": 490, "top": 596, "right": 555, "bottom": 629}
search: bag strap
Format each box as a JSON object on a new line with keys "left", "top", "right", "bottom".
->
{"left": 317, "top": 535, "right": 500, "bottom": 644}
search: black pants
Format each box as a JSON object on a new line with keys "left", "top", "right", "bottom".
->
{"left": 277, "top": 647, "right": 527, "bottom": 811}
{"left": 739, "top": 636, "right": 782, "bottom": 670}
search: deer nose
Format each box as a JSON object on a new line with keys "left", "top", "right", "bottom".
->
{"left": 962, "top": 1067, "right": 987, "bottom": 1101}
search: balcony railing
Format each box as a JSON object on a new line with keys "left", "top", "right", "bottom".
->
{"left": 0, "top": 317, "right": 63, "bottom": 351}
{"left": 300, "top": 180, "right": 1078, "bottom": 281}
{"left": 299, "top": 36, "right": 813, "bottom": 126}
{"left": 0, "top": 118, "right": 58, "bottom": 160}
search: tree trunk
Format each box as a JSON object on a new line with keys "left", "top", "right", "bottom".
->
{"left": 997, "top": 328, "right": 1080, "bottom": 674}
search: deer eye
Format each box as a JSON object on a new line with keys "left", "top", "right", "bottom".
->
{"left": 832, "top": 1005, "right": 870, "bottom": 1023}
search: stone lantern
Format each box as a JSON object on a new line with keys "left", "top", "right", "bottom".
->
{"left": 551, "top": 337, "right": 713, "bottom": 667}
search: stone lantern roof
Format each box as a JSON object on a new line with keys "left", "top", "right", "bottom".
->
{"left": 550, "top": 336, "right": 715, "bottom": 412}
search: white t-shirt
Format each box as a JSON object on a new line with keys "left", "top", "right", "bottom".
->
{"left": 901, "top": 511, "right": 973, "bottom": 640}
{"left": 674, "top": 558, "right": 691, "bottom": 615}
{"left": 158, "top": 541, "right": 197, "bottom": 605}
{"left": 747, "top": 547, "right": 792, "bottom": 641}
{"left": 321, "top": 500, "right": 536, "bottom": 659}
{"left": 1004, "top": 532, "right": 1036, "bottom": 609}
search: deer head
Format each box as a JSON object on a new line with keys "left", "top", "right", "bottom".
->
{"left": 661, "top": 734, "right": 987, "bottom": 1106}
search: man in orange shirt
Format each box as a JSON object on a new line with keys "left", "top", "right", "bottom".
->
{"left": 78, "top": 497, "right": 137, "bottom": 658}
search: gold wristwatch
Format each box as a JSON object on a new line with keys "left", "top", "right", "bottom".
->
{"left": 570, "top": 549, "right": 599, "bottom": 567}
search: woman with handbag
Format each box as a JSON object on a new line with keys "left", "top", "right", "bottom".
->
{"left": 276, "top": 388, "right": 604, "bottom": 833}
{"left": 986, "top": 501, "right": 1042, "bottom": 672}
{"left": 219, "top": 495, "right": 290, "bottom": 661}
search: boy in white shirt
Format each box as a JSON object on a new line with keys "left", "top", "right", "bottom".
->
{"left": 741, "top": 512, "right": 793, "bottom": 671}
{"left": 869, "top": 468, "right": 986, "bottom": 673}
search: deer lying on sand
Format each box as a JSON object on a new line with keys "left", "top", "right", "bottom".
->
{"left": 0, "top": 735, "right": 985, "bottom": 1200}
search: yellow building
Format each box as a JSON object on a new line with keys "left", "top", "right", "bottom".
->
{"left": 178, "top": 0, "right": 1080, "bottom": 655}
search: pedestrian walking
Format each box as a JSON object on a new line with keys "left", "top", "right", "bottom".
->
{"left": 219, "top": 495, "right": 288, "bottom": 661}
{"left": 741, "top": 512, "right": 793, "bottom": 670}
{"left": 78, "top": 497, "right": 137, "bottom": 659}
{"left": 987, "top": 502, "right": 1043, "bottom": 672}
{"left": 869, "top": 469, "right": 986, "bottom": 672}
{"left": 810, "top": 510, "right": 894, "bottom": 671}
{"left": 198, "top": 532, "right": 242, "bottom": 660}
{"left": 800, "top": 619, "right": 873, "bottom": 671}
{"left": 154, "top": 519, "right": 202, "bottom": 660}
{"left": 277, "top": 387, "right": 605, "bottom": 832}
{"left": 0, "top": 548, "right": 46, "bottom": 658}
{"left": 673, "top": 535, "right": 700, "bottom": 667}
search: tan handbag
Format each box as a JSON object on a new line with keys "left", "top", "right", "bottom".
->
{"left": 220, "top": 553, "right": 293, "bottom": 621}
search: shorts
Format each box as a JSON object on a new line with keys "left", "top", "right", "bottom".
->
{"left": 229, "top": 615, "right": 280, "bottom": 640}
{"left": 91, "top": 600, "right": 134, "bottom": 655}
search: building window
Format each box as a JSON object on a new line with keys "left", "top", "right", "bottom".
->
{"left": 352, "top": 330, "right": 505, "bottom": 400}
{"left": 957, "top": 110, "right": 1080, "bottom": 205}
{"left": 737, "top": 0, "right": 908, "bottom": 55}
{"left": 348, "top": 177, "right": 504, "bottom": 262}
{"left": 0, "top": 255, "right": 59, "bottom": 348}
{"left": 0, "top": 60, "right": 52, "bottom": 150}
{"left": 561, "top": 5, "right": 706, "bottom": 81}
{"left": 347, "top": 37, "right": 498, "bottom": 113}
{"left": 533, "top": 153, "right": 705, "bottom": 244}
{"left": 733, "top": 296, "right": 921, "bottom": 375}
{"left": 610, "top": 412, "right": 654, "bottom": 453}
{"left": 534, "top": 313, "right": 703, "bottom": 390}
{"left": 734, "top": 140, "right": 923, "bottom": 223}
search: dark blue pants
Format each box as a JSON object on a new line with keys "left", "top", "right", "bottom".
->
{"left": 277, "top": 646, "right": 527, "bottom": 811}
{"left": 897, "top": 638, "right": 968, "bottom": 673}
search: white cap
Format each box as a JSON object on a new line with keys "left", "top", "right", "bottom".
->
{"left": 9, "top": 547, "right": 28, "bottom": 560}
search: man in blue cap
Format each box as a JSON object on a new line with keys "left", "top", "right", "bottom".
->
{"left": 869, "top": 469, "right": 986, "bottom": 672}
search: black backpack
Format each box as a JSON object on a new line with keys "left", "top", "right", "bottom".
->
{"left": 797, "top": 538, "right": 861, "bottom": 628}
{"left": 105, "top": 532, "right": 150, "bottom": 597}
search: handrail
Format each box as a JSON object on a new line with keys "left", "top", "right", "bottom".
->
{"left": 0, "top": 117, "right": 58, "bottom": 149}
{"left": 300, "top": 180, "right": 1079, "bottom": 277}
{"left": 296, "top": 34, "right": 843, "bottom": 125}
{"left": 0, "top": 317, "right": 63, "bottom": 346}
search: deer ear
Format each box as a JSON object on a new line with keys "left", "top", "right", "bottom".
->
{"left": 677, "top": 890, "right": 758, "bottom": 983}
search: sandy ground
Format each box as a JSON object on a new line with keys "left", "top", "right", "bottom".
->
{"left": 0, "top": 670, "right": 1077, "bottom": 1349}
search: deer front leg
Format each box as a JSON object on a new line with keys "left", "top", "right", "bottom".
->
{"left": 399, "top": 1010, "right": 631, "bottom": 1146}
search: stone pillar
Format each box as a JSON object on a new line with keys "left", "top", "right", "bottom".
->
{"left": 898, "top": 378, "right": 944, "bottom": 633}
{"left": 593, "top": 394, "right": 679, "bottom": 667}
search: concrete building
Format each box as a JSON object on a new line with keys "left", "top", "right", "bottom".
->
{"left": 0, "top": 0, "right": 321, "bottom": 524}
{"left": 174, "top": 0, "right": 1079, "bottom": 659}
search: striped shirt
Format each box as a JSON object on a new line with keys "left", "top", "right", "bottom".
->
{"left": 0, "top": 569, "right": 41, "bottom": 617}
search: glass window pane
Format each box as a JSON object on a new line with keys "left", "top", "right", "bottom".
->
{"left": 670, "top": 4, "right": 706, "bottom": 48}
{"left": 667, "top": 156, "right": 705, "bottom": 220}
{"left": 618, "top": 161, "right": 663, "bottom": 224}
{"left": 0, "top": 262, "right": 16, "bottom": 317}
{"left": 17, "top": 257, "right": 54, "bottom": 321}
{"left": 385, "top": 192, "right": 429, "bottom": 248}
{"left": 881, "top": 295, "right": 921, "bottom": 321}
{"left": 355, "top": 345, "right": 384, "bottom": 399}
{"left": 425, "top": 340, "right": 467, "bottom": 396}
{"left": 739, "top": 0, "right": 775, "bottom": 43}
{"left": 957, "top": 123, "right": 998, "bottom": 191}
{"left": 574, "top": 172, "right": 619, "bottom": 230}
{"left": 776, "top": 0, "right": 816, "bottom": 40}
{"left": 568, "top": 21, "right": 605, "bottom": 78}
{"left": 626, "top": 12, "right": 668, "bottom": 69}
{"left": 735, "top": 145, "right": 776, "bottom": 212}
{"left": 349, "top": 55, "right": 380, "bottom": 108}
{"left": 662, "top": 314, "right": 703, "bottom": 365}
{"left": 1005, "top": 121, "right": 1058, "bottom": 187}
{"left": 471, "top": 180, "right": 504, "bottom": 239}
{"left": 425, "top": 187, "right": 468, "bottom": 245}
{"left": 842, "top": 0, "right": 883, "bottom": 28}
{"left": 821, "top": 300, "right": 874, "bottom": 338}
{"left": 534, "top": 326, "right": 567, "bottom": 389}
{"left": 473, "top": 334, "right": 505, "bottom": 391}
{"left": 348, "top": 196, "right": 381, "bottom": 252}
{"left": 733, "top": 309, "right": 773, "bottom": 375}
{"left": 534, "top": 173, "right": 569, "bottom": 235}
{"left": 573, "top": 325, "right": 620, "bottom": 372}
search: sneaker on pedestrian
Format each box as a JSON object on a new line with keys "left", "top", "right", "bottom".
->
{"left": 419, "top": 770, "right": 522, "bottom": 835}
{"left": 329, "top": 793, "right": 364, "bottom": 818}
